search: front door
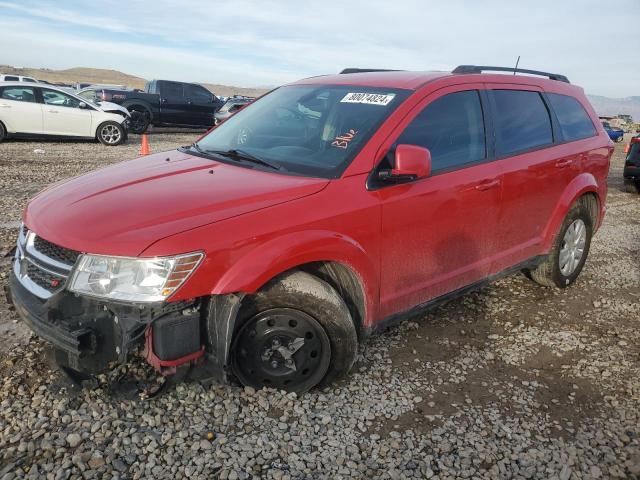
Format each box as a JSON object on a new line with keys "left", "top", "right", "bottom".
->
{"left": 41, "top": 88, "right": 92, "bottom": 136}
{"left": 377, "top": 86, "right": 501, "bottom": 318}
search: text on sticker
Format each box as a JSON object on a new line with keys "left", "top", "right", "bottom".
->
{"left": 341, "top": 92, "right": 396, "bottom": 106}
{"left": 331, "top": 129, "right": 358, "bottom": 149}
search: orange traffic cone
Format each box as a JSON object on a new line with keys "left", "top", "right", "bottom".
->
{"left": 139, "top": 134, "right": 151, "bottom": 156}
{"left": 624, "top": 143, "right": 630, "bottom": 154}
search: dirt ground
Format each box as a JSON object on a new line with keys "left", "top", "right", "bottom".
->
{"left": 0, "top": 132, "right": 638, "bottom": 479}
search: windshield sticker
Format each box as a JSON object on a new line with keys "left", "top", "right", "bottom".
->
{"left": 340, "top": 92, "right": 396, "bottom": 106}
{"left": 331, "top": 129, "right": 358, "bottom": 149}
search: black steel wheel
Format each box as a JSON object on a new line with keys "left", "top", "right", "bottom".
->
{"left": 232, "top": 308, "right": 331, "bottom": 392}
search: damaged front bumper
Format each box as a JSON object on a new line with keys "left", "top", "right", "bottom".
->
{"left": 6, "top": 226, "right": 244, "bottom": 384}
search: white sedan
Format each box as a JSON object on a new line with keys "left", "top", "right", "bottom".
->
{"left": 0, "top": 82, "right": 129, "bottom": 145}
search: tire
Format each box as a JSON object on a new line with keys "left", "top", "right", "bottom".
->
{"left": 526, "top": 201, "right": 593, "bottom": 288}
{"left": 230, "top": 271, "right": 358, "bottom": 393}
{"left": 624, "top": 178, "right": 640, "bottom": 194}
{"left": 97, "top": 121, "right": 125, "bottom": 146}
{"left": 616, "top": 135, "right": 624, "bottom": 143}
{"left": 128, "top": 107, "right": 150, "bottom": 134}
{"left": 0, "top": 122, "right": 5, "bottom": 143}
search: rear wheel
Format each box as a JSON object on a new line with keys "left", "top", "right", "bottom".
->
{"left": 97, "top": 121, "right": 125, "bottom": 146}
{"left": 526, "top": 202, "right": 593, "bottom": 288}
{"left": 0, "top": 122, "right": 6, "bottom": 143}
{"left": 128, "top": 108, "right": 150, "bottom": 134}
{"left": 230, "top": 271, "right": 358, "bottom": 393}
{"left": 624, "top": 178, "right": 640, "bottom": 194}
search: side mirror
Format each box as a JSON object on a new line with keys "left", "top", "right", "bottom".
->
{"left": 78, "top": 102, "right": 87, "bottom": 109}
{"left": 379, "top": 144, "right": 432, "bottom": 183}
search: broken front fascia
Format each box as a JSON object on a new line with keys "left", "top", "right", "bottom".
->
{"left": 8, "top": 266, "right": 245, "bottom": 383}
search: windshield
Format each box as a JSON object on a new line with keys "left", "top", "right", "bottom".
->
{"left": 193, "top": 84, "right": 409, "bottom": 178}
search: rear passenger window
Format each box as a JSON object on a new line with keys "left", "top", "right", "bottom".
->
{"left": 396, "top": 90, "right": 486, "bottom": 173}
{"left": 547, "top": 93, "right": 596, "bottom": 141}
{"left": 492, "top": 90, "right": 552, "bottom": 156}
{"left": 162, "top": 82, "right": 184, "bottom": 99}
{"left": 0, "top": 86, "right": 36, "bottom": 102}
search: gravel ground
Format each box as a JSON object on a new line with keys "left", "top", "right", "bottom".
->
{"left": 0, "top": 133, "right": 638, "bottom": 479}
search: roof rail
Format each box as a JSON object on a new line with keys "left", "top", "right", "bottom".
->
{"left": 339, "top": 68, "right": 401, "bottom": 74}
{"left": 452, "top": 65, "right": 570, "bottom": 83}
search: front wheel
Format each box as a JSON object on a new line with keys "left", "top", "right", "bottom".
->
{"left": 230, "top": 271, "right": 358, "bottom": 393}
{"left": 97, "top": 121, "right": 125, "bottom": 146}
{"left": 0, "top": 122, "right": 6, "bottom": 143}
{"left": 526, "top": 201, "right": 593, "bottom": 288}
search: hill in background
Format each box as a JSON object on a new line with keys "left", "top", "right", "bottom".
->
{"left": 1, "top": 65, "right": 637, "bottom": 120}
{"left": 0, "top": 65, "right": 269, "bottom": 98}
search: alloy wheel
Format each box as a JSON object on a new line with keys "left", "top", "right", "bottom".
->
{"left": 559, "top": 218, "right": 586, "bottom": 276}
{"left": 100, "top": 124, "right": 122, "bottom": 145}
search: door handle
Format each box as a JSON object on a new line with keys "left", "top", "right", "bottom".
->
{"left": 474, "top": 178, "right": 501, "bottom": 191}
{"left": 0, "top": 104, "right": 10, "bottom": 108}
{"left": 555, "top": 159, "right": 572, "bottom": 168}
{"left": 47, "top": 110, "right": 59, "bottom": 113}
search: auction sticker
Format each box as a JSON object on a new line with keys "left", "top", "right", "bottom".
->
{"left": 340, "top": 92, "right": 396, "bottom": 106}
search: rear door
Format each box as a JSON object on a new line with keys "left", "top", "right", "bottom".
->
{"left": 157, "top": 81, "right": 188, "bottom": 125}
{"left": 41, "top": 88, "right": 93, "bottom": 136}
{"left": 184, "top": 84, "right": 216, "bottom": 126}
{"left": 377, "top": 85, "right": 502, "bottom": 318}
{"left": 0, "top": 85, "right": 42, "bottom": 133}
{"left": 486, "top": 86, "right": 568, "bottom": 272}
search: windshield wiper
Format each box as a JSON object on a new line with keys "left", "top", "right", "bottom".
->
{"left": 206, "top": 148, "right": 283, "bottom": 171}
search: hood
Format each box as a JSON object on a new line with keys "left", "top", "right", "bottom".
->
{"left": 24, "top": 150, "right": 329, "bottom": 256}
{"left": 97, "top": 101, "right": 130, "bottom": 116}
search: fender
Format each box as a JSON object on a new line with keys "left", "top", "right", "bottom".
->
{"left": 212, "top": 230, "right": 377, "bottom": 326}
{"left": 541, "top": 172, "right": 601, "bottom": 251}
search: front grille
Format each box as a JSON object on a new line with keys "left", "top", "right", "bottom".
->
{"left": 14, "top": 225, "right": 80, "bottom": 299}
{"left": 26, "top": 262, "right": 65, "bottom": 292}
{"left": 33, "top": 236, "right": 80, "bottom": 266}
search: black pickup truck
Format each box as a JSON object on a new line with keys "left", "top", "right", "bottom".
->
{"left": 77, "top": 80, "right": 224, "bottom": 133}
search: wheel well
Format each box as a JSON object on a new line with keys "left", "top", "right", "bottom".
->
{"left": 298, "top": 261, "right": 366, "bottom": 339}
{"left": 239, "top": 261, "right": 367, "bottom": 340}
{"left": 126, "top": 104, "right": 152, "bottom": 118}
{"left": 578, "top": 192, "right": 599, "bottom": 227}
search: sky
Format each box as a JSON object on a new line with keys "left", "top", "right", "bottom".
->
{"left": 0, "top": 0, "right": 638, "bottom": 98}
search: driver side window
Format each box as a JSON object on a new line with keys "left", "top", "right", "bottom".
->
{"left": 396, "top": 90, "right": 486, "bottom": 174}
{"left": 42, "top": 88, "right": 82, "bottom": 109}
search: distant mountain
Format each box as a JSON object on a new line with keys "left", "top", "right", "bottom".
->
{"left": 0, "top": 65, "right": 636, "bottom": 118}
{"left": 587, "top": 95, "right": 640, "bottom": 123}
{"left": 0, "top": 65, "right": 269, "bottom": 98}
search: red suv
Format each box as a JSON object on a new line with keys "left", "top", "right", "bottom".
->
{"left": 7, "top": 65, "right": 613, "bottom": 393}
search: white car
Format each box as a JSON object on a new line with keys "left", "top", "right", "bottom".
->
{"left": 0, "top": 74, "right": 38, "bottom": 83}
{"left": 0, "top": 82, "right": 130, "bottom": 145}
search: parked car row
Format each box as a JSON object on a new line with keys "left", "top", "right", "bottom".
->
{"left": 602, "top": 121, "right": 625, "bottom": 142}
{"left": 78, "top": 80, "right": 225, "bottom": 133}
{"left": 6, "top": 65, "right": 616, "bottom": 394}
{"left": 0, "top": 83, "right": 130, "bottom": 145}
{"left": 0, "top": 76, "right": 260, "bottom": 145}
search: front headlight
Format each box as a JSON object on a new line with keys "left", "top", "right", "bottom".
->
{"left": 69, "top": 252, "right": 203, "bottom": 302}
